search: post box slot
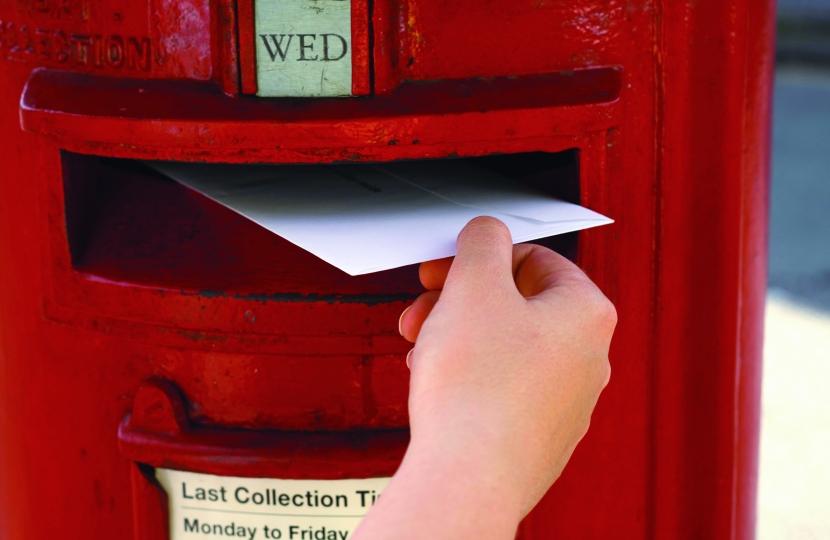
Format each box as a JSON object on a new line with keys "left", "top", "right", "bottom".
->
{"left": 61, "top": 150, "right": 580, "bottom": 296}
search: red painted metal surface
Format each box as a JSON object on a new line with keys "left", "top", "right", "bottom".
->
{"left": 119, "top": 381, "right": 409, "bottom": 478}
{"left": 0, "top": 1, "right": 772, "bottom": 539}
{"left": 237, "top": 0, "right": 257, "bottom": 94}
{"left": 349, "top": 0, "right": 369, "bottom": 96}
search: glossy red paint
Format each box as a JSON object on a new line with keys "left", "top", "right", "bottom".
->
{"left": 0, "top": 1, "right": 772, "bottom": 539}
{"left": 237, "top": 0, "right": 257, "bottom": 95}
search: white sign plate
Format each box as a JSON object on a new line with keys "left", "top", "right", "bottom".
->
{"left": 255, "top": 0, "right": 352, "bottom": 97}
{"left": 156, "top": 468, "right": 390, "bottom": 540}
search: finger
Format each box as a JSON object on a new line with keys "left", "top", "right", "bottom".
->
{"left": 399, "top": 290, "right": 441, "bottom": 343}
{"left": 419, "top": 256, "right": 454, "bottom": 291}
{"left": 443, "top": 217, "right": 515, "bottom": 297}
{"left": 512, "top": 243, "right": 590, "bottom": 299}
{"left": 511, "top": 243, "right": 536, "bottom": 279}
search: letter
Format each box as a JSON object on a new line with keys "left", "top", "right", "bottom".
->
{"left": 69, "top": 33, "right": 91, "bottom": 65}
{"left": 259, "top": 34, "right": 293, "bottom": 61}
{"left": 297, "top": 34, "right": 317, "bottom": 61}
{"left": 35, "top": 28, "right": 50, "bottom": 60}
{"left": 106, "top": 35, "right": 123, "bottom": 67}
{"left": 289, "top": 525, "right": 299, "bottom": 539}
{"left": 53, "top": 30, "right": 70, "bottom": 62}
{"left": 184, "top": 518, "right": 199, "bottom": 532}
{"left": 226, "top": 523, "right": 237, "bottom": 535}
{"left": 292, "top": 494, "right": 304, "bottom": 506}
{"left": 236, "top": 486, "right": 250, "bottom": 504}
{"left": 202, "top": 523, "right": 212, "bottom": 534}
{"left": 195, "top": 487, "right": 207, "bottom": 500}
{"left": 338, "top": 532, "right": 347, "bottom": 540}
{"left": 126, "top": 37, "right": 151, "bottom": 71}
{"left": 213, "top": 524, "right": 222, "bottom": 535}
{"left": 356, "top": 490, "right": 369, "bottom": 507}
{"left": 252, "top": 491, "right": 264, "bottom": 505}
{"left": 314, "top": 491, "right": 319, "bottom": 507}
{"left": 278, "top": 494, "right": 289, "bottom": 506}
{"left": 0, "top": 22, "right": 9, "bottom": 52}
{"left": 53, "top": 0, "right": 74, "bottom": 19}
{"left": 92, "top": 34, "right": 104, "bottom": 67}
{"left": 335, "top": 495, "right": 347, "bottom": 508}
{"left": 321, "top": 495, "right": 333, "bottom": 507}
{"left": 182, "top": 483, "right": 194, "bottom": 499}
{"left": 247, "top": 527, "right": 257, "bottom": 540}
{"left": 314, "top": 527, "right": 326, "bottom": 540}
{"left": 321, "top": 34, "right": 347, "bottom": 61}
{"left": 264, "top": 525, "right": 270, "bottom": 538}
{"left": 33, "top": 0, "right": 50, "bottom": 15}
{"left": 18, "top": 24, "right": 35, "bottom": 55}
{"left": 220, "top": 486, "right": 228, "bottom": 502}
{"left": 306, "top": 491, "right": 314, "bottom": 506}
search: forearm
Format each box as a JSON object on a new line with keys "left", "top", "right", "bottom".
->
{"left": 352, "top": 437, "right": 523, "bottom": 540}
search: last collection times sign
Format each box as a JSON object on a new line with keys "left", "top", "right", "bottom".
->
{"left": 156, "top": 469, "right": 390, "bottom": 540}
{"left": 254, "top": 0, "right": 353, "bottom": 97}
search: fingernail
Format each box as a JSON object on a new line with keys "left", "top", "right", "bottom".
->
{"left": 406, "top": 349, "right": 414, "bottom": 370}
{"left": 398, "top": 306, "right": 412, "bottom": 336}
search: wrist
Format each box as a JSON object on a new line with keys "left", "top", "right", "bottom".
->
{"left": 402, "top": 422, "right": 526, "bottom": 521}
{"left": 353, "top": 428, "right": 524, "bottom": 540}
{"left": 407, "top": 398, "right": 531, "bottom": 509}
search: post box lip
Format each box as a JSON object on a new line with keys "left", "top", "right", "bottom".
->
{"left": 21, "top": 66, "right": 622, "bottom": 120}
{"left": 118, "top": 380, "right": 410, "bottom": 479}
{"left": 119, "top": 425, "right": 410, "bottom": 479}
{"left": 19, "top": 67, "right": 622, "bottom": 163}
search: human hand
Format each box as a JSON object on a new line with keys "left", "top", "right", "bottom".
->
{"left": 352, "top": 216, "right": 616, "bottom": 540}
{"left": 399, "top": 216, "right": 616, "bottom": 516}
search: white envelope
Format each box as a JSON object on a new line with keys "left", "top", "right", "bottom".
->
{"left": 150, "top": 160, "right": 613, "bottom": 276}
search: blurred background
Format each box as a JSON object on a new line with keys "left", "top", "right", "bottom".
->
{"left": 758, "top": 0, "right": 830, "bottom": 538}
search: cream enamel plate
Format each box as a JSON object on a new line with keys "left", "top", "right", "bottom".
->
{"left": 156, "top": 469, "right": 391, "bottom": 540}
{"left": 255, "top": 0, "right": 352, "bottom": 97}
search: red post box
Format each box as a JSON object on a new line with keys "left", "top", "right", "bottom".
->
{"left": 0, "top": 0, "right": 773, "bottom": 538}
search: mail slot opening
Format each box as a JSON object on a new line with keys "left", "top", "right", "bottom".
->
{"left": 61, "top": 150, "right": 581, "bottom": 295}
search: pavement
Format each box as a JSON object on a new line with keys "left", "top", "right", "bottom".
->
{"left": 757, "top": 66, "right": 830, "bottom": 539}
{"left": 758, "top": 294, "right": 830, "bottom": 540}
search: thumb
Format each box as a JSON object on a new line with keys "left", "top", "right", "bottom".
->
{"left": 443, "top": 217, "right": 515, "bottom": 298}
